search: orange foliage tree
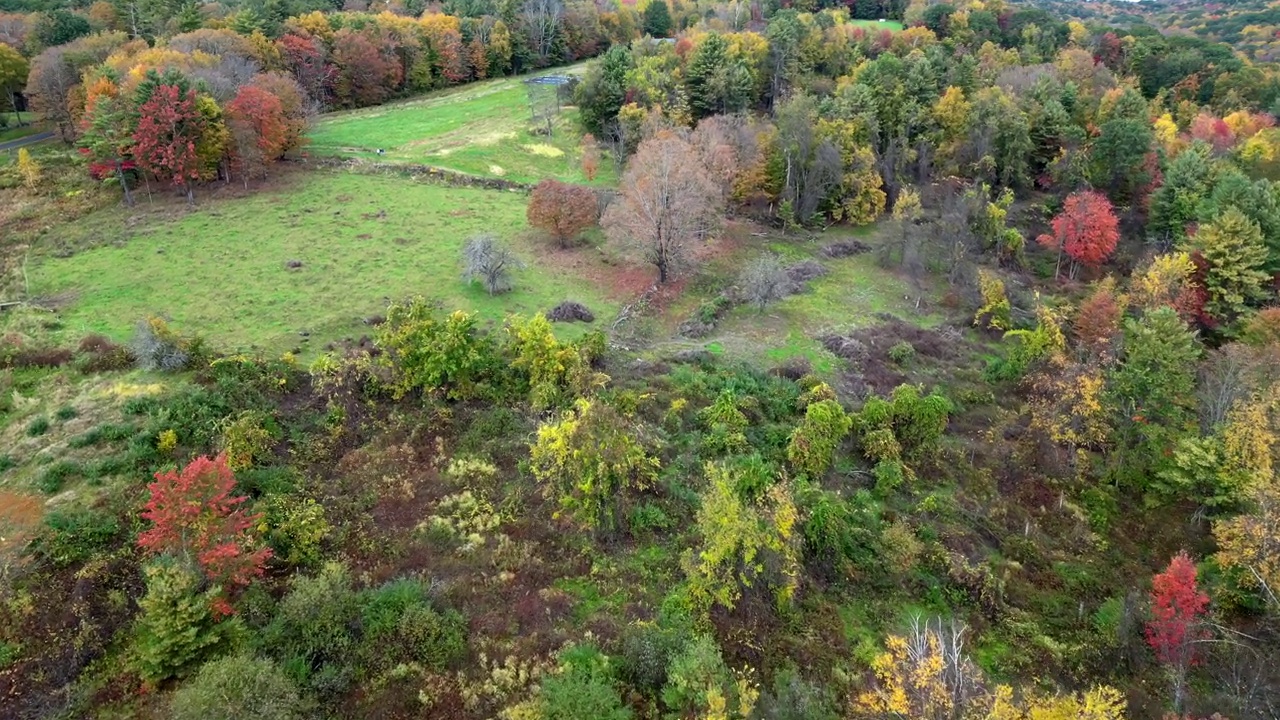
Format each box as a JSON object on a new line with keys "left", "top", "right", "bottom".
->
{"left": 527, "top": 179, "right": 599, "bottom": 248}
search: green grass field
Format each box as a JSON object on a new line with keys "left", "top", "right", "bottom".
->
{"left": 308, "top": 67, "right": 613, "bottom": 186}
{"left": 849, "top": 18, "right": 905, "bottom": 32}
{"left": 29, "top": 171, "right": 618, "bottom": 355}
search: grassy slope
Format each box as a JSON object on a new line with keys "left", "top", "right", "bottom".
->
{"left": 30, "top": 172, "right": 618, "bottom": 355}
{"left": 307, "top": 67, "right": 615, "bottom": 186}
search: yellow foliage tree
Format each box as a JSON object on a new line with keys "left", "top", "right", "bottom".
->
{"left": 1154, "top": 113, "right": 1180, "bottom": 155}
{"left": 17, "top": 148, "right": 40, "bottom": 190}
{"left": 1214, "top": 389, "right": 1280, "bottom": 608}
{"left": 853, "top": 618, "right": 981, "bottom": 720}
{"left": 988, "top": 684, "right": 1127, "bottom": 719}
{"left": 529, "top": 399, "right": 659, "bottom": 533}
{"left": 1028, "top": 358, "right": 1111, "bottom": 457}
{"left": 1131, "top": 252, "right": 1195, "bottom": 313}
{"left": 855, "top": 622, "right": 1128, "bottom": 720}
{"left": 974, "top": 269, "right": 1012, "bottom": 331}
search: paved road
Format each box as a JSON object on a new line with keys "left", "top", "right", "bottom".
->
{"left": 0, "top": 131, "right": 54, "bottom": 152}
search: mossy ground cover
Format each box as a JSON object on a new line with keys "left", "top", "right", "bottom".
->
{"left": 28, "top": 171, "right": 619, "bottom": 356}
{"left": 307, "top": 65, "right": 614, "bottom": 186}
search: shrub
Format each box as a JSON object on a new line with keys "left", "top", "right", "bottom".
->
{"left": 629, "top": 502, "right": 674, "bottom": 535}
{"left": 887, "top": 341, "right": 916, "bottom": 366}
{"left": 881, "top": 520, "right": 922, "bottom": 576}
{"left": 77, "top": 334, "right": 134, "bottom": 372}
{"left": 444, "top": 455, "right": 499, "bottom": 486}
{"left": 68, "top": 423, "right": 137, "bottom": 448}
{"left": 263, "top": 563, "right": 360, "bottom": 680}
{"left": 698, "top": 390, "right": 749, "bottom": 454}
{"left": 420, "top": 490, "right": 501, "bottom": 553}
{"left": 0, "top": 641, "right": 18, "bottom": 669}
{"left": 854, "top": 385, "right": 952, "bottom": 461}
{"left": 757, "top": 665, "right": 839, "bottom": 720}
{"left": 55, "top": 405, "right": 78, "bottom": 421}
{"left": 786, "top": 397, "right": 853, "bottom": 479}
{"left": 25, "top": 417, "right": 49, "bottom": 437}
{"left": 10, "top": 347, "right": 74, "bottom": 368}
{"left": 263, "top": 495, "right": 330, "bottom": 567}
{"left": 462, "top": 233, "right": 524, "bottom": 295}
{"left": 529, "top": 399, "right": 659, "bottom": 533}
{"left": 725, "top": 452, "right": 776, "bottom": 501}
{"left": 36, "top": 460, "right": 81, "bottom": 493}
{"left": 170, "top": 654, "right": 305, "bottom": 720}
{"left": 533, "top": 645, "right": 632, "bottom": 720}
{"left": 131, "top": 317, "right": 192, "bottom": 371}
{"left": 739, "top": 255, "right": 792, "bottom": 312}
{"left": 32, "top": 507, "right": 121, "bottom": 567}
{"left": 134, "top": 559, "right": 241, "bottom": 683}
{"left": 618, "top": 621, "right": 688, "bottom": 696}
{"left": 797, "top": 486, "right": 881, "bottom": 579}
{"left": 0, "top": 455, "right": 14, "bottom": 473}
{"left": 217, "top": 410, "right": 278, "bottom": 471}
{"left": 661, "top": 634, "right": 738, "bottom": 716}
{"left": 392, "top": 600, "right": 467, "bottom": 671}
{"left": 376, "top": 298, "right": 502, "bottom": 401}
{"left": 358, "top": 577, "right": 467, "bottom": 674}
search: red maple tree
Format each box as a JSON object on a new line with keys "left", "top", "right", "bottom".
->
{"left": 132, "top": 83, "right": 205, "bottom": 204}
{"left": 225, "top": 85, "right": 289, "bottom": 183}
{"left": 1146, "top": 551, "right": 1209, "bottom": 712}
{"left": 138, "top": 454, "right": 270, "bottom": 616}
{"left": 276, "top": 32, "right": 333, "bottom": 105}
{"left": 1190, "top": 112, "right": 1235, "bottom": 154}
{"left": 1037, "top": 190, "right": 1121, "bottom": 280}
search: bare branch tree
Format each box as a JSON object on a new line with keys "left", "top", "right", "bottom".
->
{"left": 738, "top": 254, "right": 790, "bottom": 312}
{"left": 462, "top": 234, "right": 524, "bottom": 295}
{"left": 601, "top": 130, "right": 721, "bottom": 284}
{"left": 519, "top": 0, "right": 563, "bottom": 66}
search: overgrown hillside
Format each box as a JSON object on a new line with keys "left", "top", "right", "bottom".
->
{"left": 2, "top": 0, "right": 1280, "bottom": 718}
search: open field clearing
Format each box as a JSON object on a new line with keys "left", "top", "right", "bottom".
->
{"left": 28, "top": 171, "right": 620, "bottom": 355}
{"left": 849, "top": 18, "right": 905, "bottom": 31}
{"left": 307, "top": 67, "right": 613, "bottom": 186}
{"left": 657, "top": 225, "right": 940, "bottom": 372}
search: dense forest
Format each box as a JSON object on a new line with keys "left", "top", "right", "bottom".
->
{"left": 2, "top": 0, "right": 1280, "bottom": 719}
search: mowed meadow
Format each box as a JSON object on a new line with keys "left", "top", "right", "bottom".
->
{"left": 24, "top": 68, "right": 936, "bottom": 365}
{"left": 30, "top": 172, "right": 618, "bottom": 354}
{"left": 306, "top": 66, "right": 615, "bottom": 186}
